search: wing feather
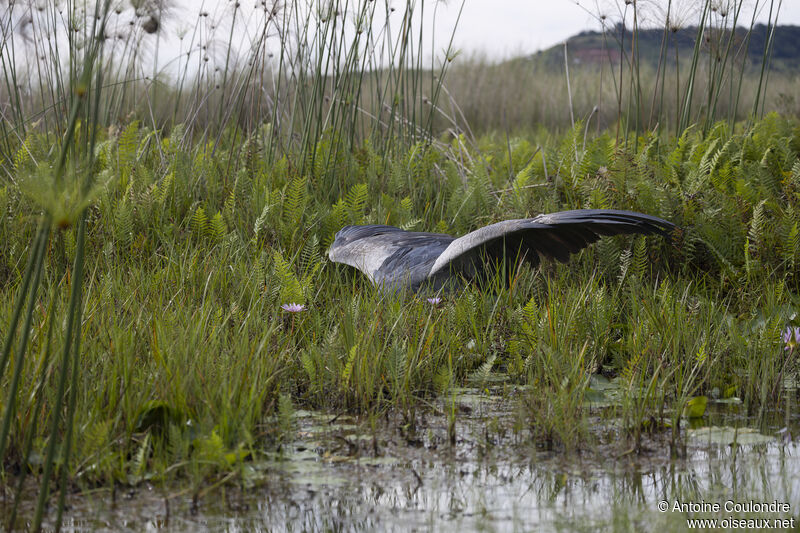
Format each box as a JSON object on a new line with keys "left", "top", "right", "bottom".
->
{"left": 428, "top": 210, "right": 674, "bottom": 279}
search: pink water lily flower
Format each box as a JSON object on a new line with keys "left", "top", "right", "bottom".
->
{"left": 783, "top": 326, "right": 800, "bottom": 352}
{"left": 281, "top": 303, "right": 307, "bottom": 313}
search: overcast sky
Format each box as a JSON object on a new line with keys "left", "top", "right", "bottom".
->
{"left": 139, "top": 1, "right": 800, "bottom": 74}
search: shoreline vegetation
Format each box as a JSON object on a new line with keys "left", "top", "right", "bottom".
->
{"left": 1, "top": 0, "right": 798, "bottom": 530}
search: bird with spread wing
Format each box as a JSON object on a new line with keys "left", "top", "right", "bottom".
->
{"left": 328, "top": 209, "right": 675, "bottom": 291}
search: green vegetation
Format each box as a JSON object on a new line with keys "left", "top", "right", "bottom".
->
{"left": 1, "top": 0, "right": 798, "bottom": 529}
{"left": 4, "top": 108, "right": 800, "bottom": 510}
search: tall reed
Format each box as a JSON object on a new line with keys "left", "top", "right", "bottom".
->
{"left": 1, "top": 1, "right": 113, "bottom": 530}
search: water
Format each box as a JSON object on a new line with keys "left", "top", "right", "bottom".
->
{"left": 18, "top": 389, "right": 800, "bottom": 532}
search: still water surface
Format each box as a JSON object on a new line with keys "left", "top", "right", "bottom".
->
{"left": 34, "top": 389, "right": 800, "bottom": 532}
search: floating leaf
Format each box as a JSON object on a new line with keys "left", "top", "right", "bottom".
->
{"left": 684, "top": 395, "right": 708, "bottom": 418}
{"left": 225, "top": 448, "right": 251, "bottom": 466}
{"left": 690, "top": 426, "right": 775, "bottom": 446}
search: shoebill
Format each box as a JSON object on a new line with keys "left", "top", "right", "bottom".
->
{"left": 328, "top": 209, "right": 675, "bottom": 291}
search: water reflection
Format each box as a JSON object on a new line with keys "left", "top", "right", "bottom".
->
{"left": 43, "top": 393, "right": 800, "bottom": 531}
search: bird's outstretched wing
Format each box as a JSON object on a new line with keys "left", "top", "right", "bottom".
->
{"left": 428, "top": 209, "right": 674, "bottom": 281}
{"left": 328, "top": 210, "right": 675, "bottom": 290}
{"left": 328, "top": 225, "right": 455, "bottom": 290}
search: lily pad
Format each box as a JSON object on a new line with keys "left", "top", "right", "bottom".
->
{"left": 689, "top": 426, "right": 775, "bottom": 446}
{"left": 588, "top": 374, "right": 617, "bottom": 390}
{"left": 684, "top": 396, "right": 708, "bottom": 418}
{"left": 712, "top": 397, "right": 743, "bottom": 404}
{"left": 585, "top": 375, "right": 623, "bottom": 407}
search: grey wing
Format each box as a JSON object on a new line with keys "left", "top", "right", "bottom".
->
{"left": 428, "top": 209, "right": 675, "bottom": 279}
{"left": 328, "top": 225, "right": 455, "bottom": 290}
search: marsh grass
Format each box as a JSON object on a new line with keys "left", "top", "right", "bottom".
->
{"left": 443, "top": 56, "right": 800, "bottom": 136}
{"left": 1, "top": 0, "right": 799, "bottom": 529}
{"left": 442, "top": 1, "right": 794, "bottom": 141}
{"left": 2, "top": 112, "right": 800, "bottom": 524}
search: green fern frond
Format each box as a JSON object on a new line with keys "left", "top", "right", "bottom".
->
{"left": 139, "top": 185, "right": 155, "bottom": 226}
{"left": 273, "top": 250, "right": 304, "bottom": 304}
{"left": 596, "top": 237, "right": 621, "bottom": 279}
{"left": 622, "top": 350, "right": 642, "bottom": 384}
{"left": 790, "top": 160, "right": 800, "bottom": 187}
{"left": 696, "top": 233, "right": 737, "bottom": 274}
{"left": 513, "top": 160, "right": 533, "bottom": 192}
{"left": 323, "top": 199, "right": 349, "bottom": 247}
{"left": 233, "top": 167, "right": 253, "bottom": 206}
{"left": 617, "top": 248, "right": 632, "bottom": 284}
{"left": 242, "top": 134, "right": 261, "bottom": 177}
{"left": 342, "top": 344, "right": 358, "bottom": 386}
{"left": 282, "top": 176, "right": 307, "bottom": 238}
{"left": 784, "top": 221, "right": 799, "bottom": 270}
{"left": 697, "top": 138, "right": 720, "bottom": 178}
{"left": 223, "top": 191, "right": 236, "bottom": 229}
{"left": 584, "top": 181, "right": 609, "bottom": 209}
{"left": 299, "top": 234, "right": 321, "bottom": 276}
{"left": 166, "top": 424, "right": 188, "bottom": 464}
{"left": 210, "top": 211, "right": 227, "bottom": 242}
{"left": 400, "top": 218, "right": 422, "bottom": 231}
{"left": 695, "top": 342, "right": 708, "bottom": 366}
{"left": 118, "top": 120, "right": 140, "bottom": 171}
{"left": 433, "top": 363, "right": 452, "bottom": 395}
{"left": 13, "top": 133, "right": 35, "bottom": 172}
{"left": 254, "top": 250, "right": 269, "bottom": 289}
{"left": 522, "top": 297, "right": 538, "bottom": 324}
{"left": 156, "top": 172, "right": 174, "bottom": 205}
{"left": 300, "top": 350, "right": 317, "bottom": 387}
{"left": 709, "top": 137, "right": 735, "bottom": 176}
{"left": 166, "top": 124, "right": 185, "bottom": 152}
{"left": 190, "top": 206, "right": 209, "bottom": 238}
{"left": 748, "top": 200, "right": 767, "bottom": 255}
{"left": 114, "top": 199, "right": 134, "bottom": 249}
{"left": 345, "top": 183, "right": 368, "bottom": 224}
{"left": 83, "top": 419, "right": 111, "bottom": 457}
{"left": 130, "top": 433, "right": 151, "bottom": 480}
{"left": 467, "top": 354, "right": 496, "bottom": 387}
{"left": 386, "top": 342, "right": 407, "bottom": 387}
{"left": 759, "top": 149, "right": 783, "bottom": 197}
{"left": 632, "top": 236, "right": 648, "bottom": 278}
{"left": 254, "top": 200, "right": 273, "bottom": 242}
{"left": 434, "top": 220, "right": 449, "bottom": 234}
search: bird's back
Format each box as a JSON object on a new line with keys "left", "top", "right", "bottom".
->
{"left": 328, "top": 225, "right": 455, "bottom": 290}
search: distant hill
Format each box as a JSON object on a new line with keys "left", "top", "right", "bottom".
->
{"left": 532, "top": 24, "right": 800, "bottom": 72}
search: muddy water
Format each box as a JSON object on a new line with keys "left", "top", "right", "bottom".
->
{"left": 27, "top": 388, "right": 800, "bottom": 532}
